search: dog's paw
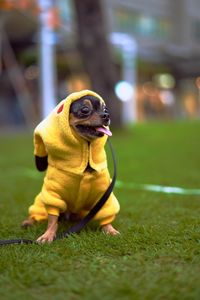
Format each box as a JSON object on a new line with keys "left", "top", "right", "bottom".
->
{"left": 21, "top": 218, "right": 35, "bottom": 228}
{"left": 36, "top": 227, "right": 57, "bottom": 244}
{"left": 36, "top": 230, "right": 56, "bottom": 243}
{"left": 36, "top": 232, "right": 56, "bottom": 244}
{"left": 101, "top": 224, "right": 120, "bottom": 236}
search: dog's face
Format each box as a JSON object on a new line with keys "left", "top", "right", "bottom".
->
{"left": 69, "top": 95, "right": 112, "bottom": 140}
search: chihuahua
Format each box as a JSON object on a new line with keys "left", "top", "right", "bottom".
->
{"left": 22, "top": 92, "right": 120, "bottom": 243}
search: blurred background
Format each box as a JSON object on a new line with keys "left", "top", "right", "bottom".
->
{"left": 0, "top": 0, "right": 200, "bottom": 129}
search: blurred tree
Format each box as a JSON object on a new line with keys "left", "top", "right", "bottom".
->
{"left": 73, "top": 0, "right": 122, "bottom": 127}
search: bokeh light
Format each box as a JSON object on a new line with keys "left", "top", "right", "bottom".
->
{"left": 115, "top": 81, "right": 134, "bottom": 102}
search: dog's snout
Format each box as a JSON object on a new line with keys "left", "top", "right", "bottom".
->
{"left": 100, "top": 111, "right": 110, "bottom": 126}
{"left": 101, "top": 112, "right": 110, "bottom": 121}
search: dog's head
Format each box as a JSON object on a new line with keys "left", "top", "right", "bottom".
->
{"left": 69, "top": 95, "right": 112, "bottom": 140}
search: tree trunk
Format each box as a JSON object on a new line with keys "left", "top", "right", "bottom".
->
{"left": 73, "top": 0, "right": 122, "bottom": 127}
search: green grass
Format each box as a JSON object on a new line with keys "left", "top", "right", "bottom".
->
{"left": 0, "top": 120, "right": 200, "bottom": 300}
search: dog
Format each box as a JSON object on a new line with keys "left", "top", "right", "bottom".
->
{"left": 22, "top": 90, "right": 120, "bottom": 243}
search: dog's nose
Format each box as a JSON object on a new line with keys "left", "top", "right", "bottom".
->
{"left": 101, "top": 112, "right": 110, "bottom": 121}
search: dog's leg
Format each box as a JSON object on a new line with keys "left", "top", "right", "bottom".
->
{"left": 37, "top": 214, "right": 58, "bottom": 243}
{"left": 101, "top": 224, "right": 120, "bottom": 235}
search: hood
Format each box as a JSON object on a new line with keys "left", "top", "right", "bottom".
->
{"left": 34, "top": 90, "right": 109, "bottom": 173}
{"left": 56, "top": 90, "right": 106, "bottom": 143}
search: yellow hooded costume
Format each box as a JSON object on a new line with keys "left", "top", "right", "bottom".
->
{"left": 28, "top": 90, "right": 120, "bottom": 226}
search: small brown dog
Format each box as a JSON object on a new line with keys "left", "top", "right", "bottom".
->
{"left": 22, "top": 91, "right": 120, "bottom": 243}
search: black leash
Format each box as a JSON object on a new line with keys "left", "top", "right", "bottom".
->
{"left": 0, "top": 139, "right": 117, "bottom": 246}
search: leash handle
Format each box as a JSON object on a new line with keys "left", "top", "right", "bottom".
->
{"left": 0, "top": 139, "right": 117, "bottom": 245}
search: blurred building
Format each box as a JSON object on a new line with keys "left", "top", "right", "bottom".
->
{"left": 0, "top": 0, "right": 200, "bottom": 127}
{"left": 104, "top": 0, "right": 200, "bottom": 120}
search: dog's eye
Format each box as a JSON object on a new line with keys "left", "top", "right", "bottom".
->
{"left": 81, "top": 106, "right": 91, "bottom": 115}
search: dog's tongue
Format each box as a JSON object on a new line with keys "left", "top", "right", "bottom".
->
{"left": 96, "top": 126, "right": 112, "bottom": 136}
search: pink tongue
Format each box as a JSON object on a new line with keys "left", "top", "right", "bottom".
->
{"left": 96, "top": 126, "right": 112, "bottom": 136}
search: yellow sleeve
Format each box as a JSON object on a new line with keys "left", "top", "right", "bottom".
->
{"left": 45, "top": 205, "right": 60, "bottom": 216}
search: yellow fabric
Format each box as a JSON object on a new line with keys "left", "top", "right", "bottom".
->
{"left": 28, "top": 90, "right": 120, "bottom": 225}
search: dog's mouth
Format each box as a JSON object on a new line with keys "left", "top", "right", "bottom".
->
{"left": 75, "top": 125, "right": 112, "bottom": 138}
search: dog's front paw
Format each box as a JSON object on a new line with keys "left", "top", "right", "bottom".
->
{"left": 36, "top": 230, "right": 56, "bottom": 244}
{"left": 101, "top": 224, "right": 120, "bottom": 236}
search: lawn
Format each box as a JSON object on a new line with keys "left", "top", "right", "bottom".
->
{"left": 0, "top": 120, "right": 200, "bottom": 300}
